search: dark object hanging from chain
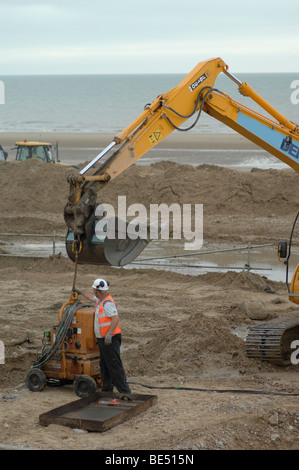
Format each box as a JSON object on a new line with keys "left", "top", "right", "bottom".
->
{"left": 71, "top": 237, "right": 82, "bottom": 296}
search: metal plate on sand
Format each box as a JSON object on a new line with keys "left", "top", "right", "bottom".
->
{"left": 39, "top": 391, "right": 157, "bottom": 432}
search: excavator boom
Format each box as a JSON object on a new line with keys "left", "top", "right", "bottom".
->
{"left": 64, "top": 57, "right": 299, "bottom": 267}
{"left": 202, "top": 74, "right": 299, "bottom": 173}
{"left": 64, "top": 57, "right": 228, "bottom": 266}
{"left": 63, "top": 56, "right": 299, "bottom": 366}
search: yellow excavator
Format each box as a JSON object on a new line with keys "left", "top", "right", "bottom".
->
{"left": 13, "top": 140, "right": 58, "bottom": 163}
{"left": 64, "top": 57, "right": 299, "bottom": 266}
{"left": 62, "top": 57, "right": 299, "bottom": 367}
{"left": 26, "top": 57, "right": 299, "bottom": 395}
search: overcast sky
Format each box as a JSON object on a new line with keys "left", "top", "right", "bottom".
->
{"left": 1, "top": 0, "right": 299, "bottom": 75}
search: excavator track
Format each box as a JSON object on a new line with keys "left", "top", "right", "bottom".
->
{"left": 246, "top": 314, "right": 299, "bottom": 365}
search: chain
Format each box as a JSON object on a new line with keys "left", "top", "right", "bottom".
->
{"left": 71, "top": 238, "right": 82, "bottom": 296}
{"left": 72, "top": 249, "right": 78, "bottom": 293}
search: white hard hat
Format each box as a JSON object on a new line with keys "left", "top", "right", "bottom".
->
{"left": 92, "top": 278, "right": 110, "bottom": 291}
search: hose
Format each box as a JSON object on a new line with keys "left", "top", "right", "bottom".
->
{"left": 163, "top": 86, "right": 220, "bottom": 132}
{"left": 128, "top": 381, "right": 299, "bottom": 397}
{"left": 31, "top": 301, "right": 82, "bottom": 369}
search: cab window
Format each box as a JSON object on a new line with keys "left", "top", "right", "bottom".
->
{"left": 16, "top": 146, "right": 30, "bottom": 161}
{"left": 32, "top": 146, "right": 47, "bottom": 161}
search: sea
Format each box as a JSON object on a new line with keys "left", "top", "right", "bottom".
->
{"left": 1, "top": 72, "right": 298, "bottom": 171}
{"left": 1, "top": 72, "right": 298, "bottom": 281}
{"left": 1, "top": 72, "right": 298, "bottom": 135}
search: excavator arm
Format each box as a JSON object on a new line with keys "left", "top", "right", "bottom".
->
{"left": 64, "top": 57, "right": 299, "bottom": 267}
{"left": 202, "top": 77, "right": 299, "bottom": 172}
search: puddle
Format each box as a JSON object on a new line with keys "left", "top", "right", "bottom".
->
{"left": 0, "top": 239, "right": 65, "bottom": 258}
{"left": 0, "top": 237, "right": 296, "bottom": 284}
{"left": 127, "top": 240, "right": 293, "bottom": 283}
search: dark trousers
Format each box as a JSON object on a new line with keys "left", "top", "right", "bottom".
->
{"left": 97, "top": 334, "right": 131, "bottom": 394}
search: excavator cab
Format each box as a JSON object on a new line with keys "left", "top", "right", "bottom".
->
{"left": 13, "top": 140, "right": 59, "bottom": 163}
{"left": 278, "top": 210, "right": 299, "bottom": 305}
{"left": 278, "top": 239, "right": 299, "bottom": 305}
{"left": 289, "top": 265, "right": 299, "bottom": 304}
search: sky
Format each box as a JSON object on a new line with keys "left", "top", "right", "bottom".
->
{"left": 1, "top": 0, "right": 299, "bottom": 75}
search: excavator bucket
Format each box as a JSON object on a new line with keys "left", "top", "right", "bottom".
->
{"left": 65, "top": 217, "right": 149, "bottom": 266}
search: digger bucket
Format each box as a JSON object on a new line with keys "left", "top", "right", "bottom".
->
{"left": 65, "top": 217, "right": 149, "bottom": 267}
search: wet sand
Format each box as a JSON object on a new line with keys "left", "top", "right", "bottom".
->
{"left": 1, "top": 134, "right": 299, "bottom": 450}
{"left": 1, "top": 130, "right": 277, "bottom": 172}
{"left": 0, "top": 130, "right": 259, "bottom": 158}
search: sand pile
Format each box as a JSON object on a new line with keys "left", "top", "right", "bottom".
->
{"left": 1, "top": 159, "right": 298, "bottom": 218}
{"left": 101, "top": 161, "right": 299, "bottom": 218}
{"left": 1, "top": 158, "right": 299, "bottom": 450}
{"left": 0, "top": 159, "right": 297, "bottom": 243}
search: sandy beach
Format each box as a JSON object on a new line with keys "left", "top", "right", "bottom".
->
{"left": 1, "top": 131, "right": 299, "bottom": 451}
{"left": 0, "top": 130, "right": 260, "bottom": 161}
{"left": 1, "top": 130, "right": 269, "bottom": 175}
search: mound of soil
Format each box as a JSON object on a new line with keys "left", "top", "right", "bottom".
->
{"left": 1, "top": 159, "right": 299, "bottom": 450}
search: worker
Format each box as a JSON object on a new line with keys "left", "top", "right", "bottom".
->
{"left": 77, "top": 278, "right": 131, "bottom": 395}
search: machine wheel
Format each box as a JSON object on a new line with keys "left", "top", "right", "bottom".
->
{"left": 73, "top": 375, "right": 97, "bottom": 397}
{"left": 26, "top": 368, "right": 47, "bottom": 392}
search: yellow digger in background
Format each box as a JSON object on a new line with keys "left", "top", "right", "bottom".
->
{"left": 13, "top": 139, "right": 59, "bottom": 163}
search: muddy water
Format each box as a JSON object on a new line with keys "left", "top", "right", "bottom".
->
{"left": 128, "top": 240, "right": 291, "bottom": 283}
{"left": 1, "top": 237, "right": 294, "bottom": 283}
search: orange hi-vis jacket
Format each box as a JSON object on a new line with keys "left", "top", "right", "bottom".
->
{"left": 95, "top": 294, "right": 121, "bottom": 338}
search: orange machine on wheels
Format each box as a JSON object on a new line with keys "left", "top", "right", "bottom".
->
{"left": 26, "top": 297, "right": 102, "bottom": 397}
